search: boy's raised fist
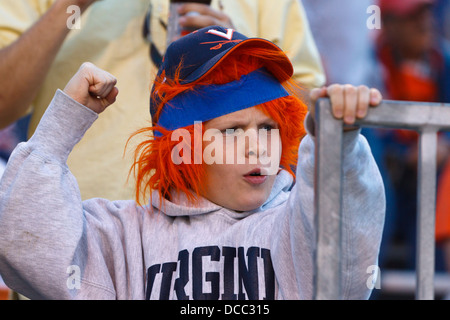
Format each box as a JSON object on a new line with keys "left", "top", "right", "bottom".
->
{"left": 64, "top": 62, "right": 118, "bottom": 114}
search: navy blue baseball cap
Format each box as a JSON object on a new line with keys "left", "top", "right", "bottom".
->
{"left": 150, "top": 26, "right": 293, "bottom": 119}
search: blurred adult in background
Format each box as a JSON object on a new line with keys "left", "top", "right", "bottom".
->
{"left": 304, "top": 0, "right": 450, "bottom": 295}
{"left": 0, "top": 0, "right": 324, "bottom": 203}
{"left": 434, "top": 0, "right": 450, "bottom": 42}
{"left": 0, "top": 0, "right": 153, "bottom": 202}
{"left": 374, "top": 0, "right": 450, "bottom": 273}
{"left": 302, "top": 0, "right": 401, "bottom": 283}
{"left": 377, "top": 0, "right": 450, "bottom": 103}
{"left": 302, "top": 0, "right": 377, "bottom": 87}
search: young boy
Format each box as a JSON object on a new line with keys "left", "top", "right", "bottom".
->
{"left": 0, "top": 26, "right": 385, "bottom": 300}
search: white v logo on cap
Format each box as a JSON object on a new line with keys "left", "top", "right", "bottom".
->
{"left": 206, "top": 28, "right": 235, "bottom": 40}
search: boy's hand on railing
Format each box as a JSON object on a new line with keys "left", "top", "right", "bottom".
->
{"left": 64, "top": 62, "right": 119, "bottom": 114}
{"left": 309, "top": 84, "right": 382, "bottom": 126}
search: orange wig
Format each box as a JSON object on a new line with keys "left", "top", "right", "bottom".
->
{"left": 129, "top": 47, "right": 308, "bottom": 206}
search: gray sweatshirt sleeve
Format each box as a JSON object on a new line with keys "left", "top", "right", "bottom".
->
{"left": 0, "top": 90, "right": 144, "bottom": 300}
{"left": 277, "top": 115, "right": 386, "bottom": 299}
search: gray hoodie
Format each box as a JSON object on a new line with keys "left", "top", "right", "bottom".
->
{"left": 0, "top": 90, "right": 385, "bottom": 300}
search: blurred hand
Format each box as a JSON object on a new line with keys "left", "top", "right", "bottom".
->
{"left": 64, "top": 62, "right": 118, "bottom": 114}
{"left": 309, "top": 84, "right": 382, "bottom": 127}
{"left": 60, "top": 0, "right": 98, "bottom": 12}
{"left": 178, "top": 3, "right": 234, "bottom": 31}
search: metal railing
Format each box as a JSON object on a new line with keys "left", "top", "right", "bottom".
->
{"left": 313, "top": 98, "right": 450, "bottom": 300}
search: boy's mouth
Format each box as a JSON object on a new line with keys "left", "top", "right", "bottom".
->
{"left": 243, "top": 169, "right": 267, "bottom": 185}
{"left": 245, "top": 169, "right": 262, "bottom": 176}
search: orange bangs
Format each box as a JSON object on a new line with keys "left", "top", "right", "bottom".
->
{"left": 128, "top": 47, "right": 308, "bottom": 206}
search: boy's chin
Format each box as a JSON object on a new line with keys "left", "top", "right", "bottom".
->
{"left": 231, "top": 198, "right": 267, "bottom": 213}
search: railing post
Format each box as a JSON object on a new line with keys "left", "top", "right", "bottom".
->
{"left": 313, "top": 99, "right": 449, "bottom": 300}
{"left": 416, "top": 128, "right": 437, "bottom": 300}
{"left": 313, "top": 98, "right": 344, "bottom": 299}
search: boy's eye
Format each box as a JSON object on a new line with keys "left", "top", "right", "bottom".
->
{"left": 260, "top": 124, "right": 274, "bottom": 131}
{"left": 260, "top": 123, "right": 278, "bottom": 132}
{"left": 220, "top": 125, "right": 277, "bottom": 135}
{"left": 221, "top": 127, "right": 240, "bottom": 135}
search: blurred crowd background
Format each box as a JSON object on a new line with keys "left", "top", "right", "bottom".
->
{"left": 303, "top": 0, "right": 450, "bottom": 299}
{"left": 1, "top": 0, "right": 450, "bottom": 299}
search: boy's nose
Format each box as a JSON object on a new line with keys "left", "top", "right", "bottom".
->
{"left": 245, "top": 129, "right": 267, "bottom": 159}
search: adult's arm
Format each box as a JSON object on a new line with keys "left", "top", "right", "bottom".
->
{"left": 0, "top": 0, "right": 96, "bottom": 128}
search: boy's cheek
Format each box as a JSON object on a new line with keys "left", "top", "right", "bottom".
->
{"left": 202, "top": 131, "right": 225, "bottom": 165}
{"left": 260, "top": 158, "right": 281, "bottom": 176}
{"left": 261, "top": 134, "right": 282, "bottom": 176}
